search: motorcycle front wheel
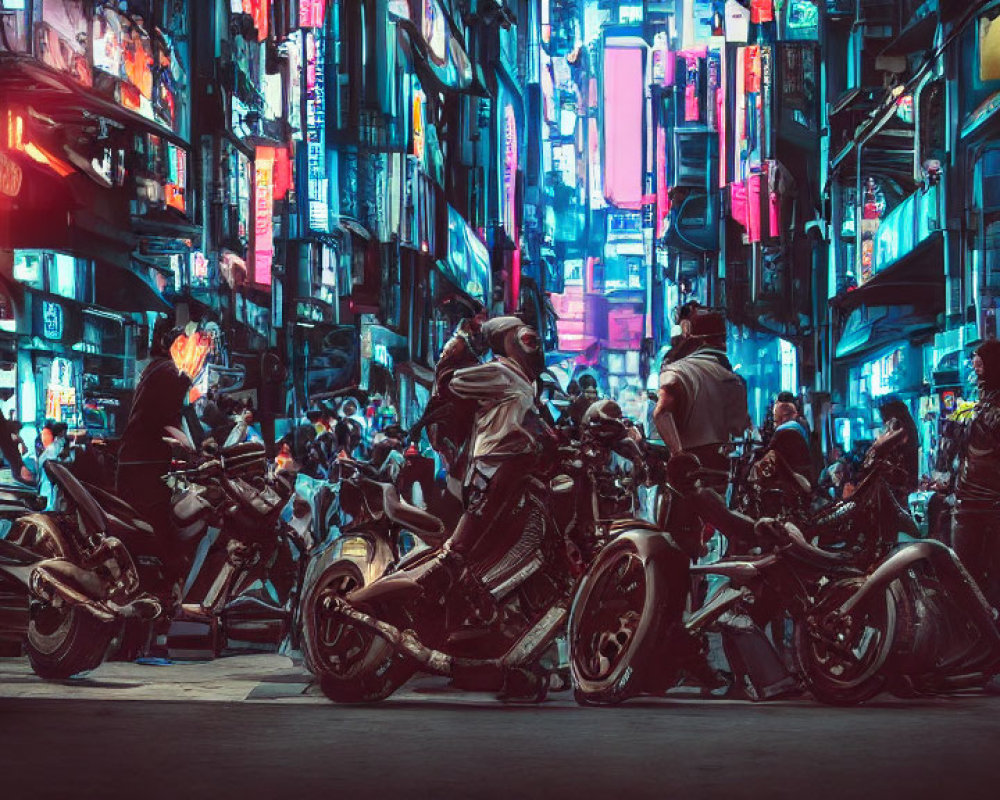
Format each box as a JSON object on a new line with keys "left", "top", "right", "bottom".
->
{"left": 569, "top": 534, "right": 681, "bottom": 705}
{"left": 794, "top": 577, "right": 898, "bottom": 706}
{"left": 302, "top": 561, "right": 414, "bottom": 703}
{"left": 9, "top": 514, "right": 114, "bottom": 679}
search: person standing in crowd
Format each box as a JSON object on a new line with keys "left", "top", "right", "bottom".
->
{"left": 953, "top": 340, "right": 1000, "bottom": 607}
{"left": 653, "top": 302, "right": 750, "bottom": 558}
{"left": 868, "top": 397, "right": 920, "bottom": 505}
{"left": 116, "top": 324, "right": 208, "bottom": 540}
{"left": 769, "top": 393, "right": 815, "bottom": 487}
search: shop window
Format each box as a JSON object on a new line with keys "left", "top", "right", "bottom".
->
{"left": 12, "top": 251, "right": 44, "bottom": 290}
{"left": 49, "top": 253, "right": 77, "bottom": 299}
{"left": 980, "top": 7, "right": 1000, "bottom": 84}
{"left": 978, "top": 147, "right": 1000, "bottom": 213}
{"left": 0, "top": 5, "right": 30, "bottom": 53}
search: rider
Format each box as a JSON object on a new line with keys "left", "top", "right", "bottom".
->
{"left": 418, "top": 316, "right": 550, "bottom": 631}
{"left": 652, "top": 302, "right": 749, "bottom": 558}
{"left": 953, "top": 339, "right": 1000, "bottom": 607}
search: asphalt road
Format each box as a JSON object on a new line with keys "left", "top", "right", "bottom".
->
{"left": 2, "top": 688, "right": 1000, "bottom": 799}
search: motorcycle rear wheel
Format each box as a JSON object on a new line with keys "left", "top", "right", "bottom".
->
{"left": 794, "top": 577, "right": 898, "bottom": 706}
{"left": 568, "top": 536, "right": 674, "bottom": 704}
{"left": 9, "top": 515, "right": 114, "bottom": 679}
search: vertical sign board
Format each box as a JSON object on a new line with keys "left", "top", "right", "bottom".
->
{"left": 306, "top": 31, "right": 329, "bottom": 232}
{"left": 254, "top": 147, "right": 274, "bottom": 286}
{"left": 603, "top": 47, "right": 644, "bottom": 209}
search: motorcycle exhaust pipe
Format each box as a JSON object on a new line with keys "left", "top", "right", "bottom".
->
{"left": 326, "top": 597, "right": 499, "bottom": 676}
{"left": 325, "top": 598, "right": 564, "bottom": 694}
{"left": 29, "top": 563, "right": 162, "bottom": 624}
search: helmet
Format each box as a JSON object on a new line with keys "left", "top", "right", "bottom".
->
{"left": 483, "top": 316, "right": 545, "bottom": 380}
{"left": 581, "top": 398, "right": 626, "bottom": 444}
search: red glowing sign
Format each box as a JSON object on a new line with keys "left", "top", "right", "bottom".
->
{"left": 503, "top": 103, "right": 518, "bottom": 238}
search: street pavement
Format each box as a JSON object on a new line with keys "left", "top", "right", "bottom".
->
{"left": 1, "top": 654, "right": 999, "bottom": 799}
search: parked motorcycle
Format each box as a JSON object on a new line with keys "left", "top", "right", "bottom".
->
{"left": 804, "top": 537, "right": 1000, "bottom": 701}
{"left": 5, "top": 428, "right": 306, "bottom": 677}
{"left": 570, "top": 428, "right": 923, "bottom": 706}
{"left": 296, "top": 453, "right": 448, "bottom": 673}
{"left": 302, "top": 420, "right": 689, "bottom": 703}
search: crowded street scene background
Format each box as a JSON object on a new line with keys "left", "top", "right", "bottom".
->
{"left": 0, "top": 0, "right": 994, "bottom": 549}
{"left": 2, "top": 0, "right": 1000, "bottom": 713}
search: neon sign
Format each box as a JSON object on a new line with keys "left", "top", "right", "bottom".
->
{"left": 306, "top": 31, "right": 329, "bottom": 233}
{"left": 0, "top": 151, "right": 23, "bottom": 197}
{"left": 253, "top": 148, "right": 274, "bottom": 286}
{"left": 299, "top": 0, "right": 326, "bottom": 29}
{"left": 503, "top": 104, "right": 518, "bottom": 238}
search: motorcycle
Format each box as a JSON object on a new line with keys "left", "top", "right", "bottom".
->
{"left": 805, "top": 537, "right": 1000, "bottom": 700}
{"left": 302, "top": 423, "right": 690, "bottom": 703}
{"left": 296, "top": 453, "right": 448, "bottom": 673}
{"left": 5, "top": 428, "right": 306, "bottom": 677}
{"left": 570, "top": 431, "right": 923, "bottom": 706}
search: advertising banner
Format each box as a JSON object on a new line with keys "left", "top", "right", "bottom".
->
{"left": 253, "top": 148, "right": 275, "bottom": 286}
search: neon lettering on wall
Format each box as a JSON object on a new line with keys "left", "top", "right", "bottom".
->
{"left": 299, "top": 0, "right": 327, "bottom": 29}
{"left": 305, "top": 31, "right": 329, "bottom": 232}
{"left": 253, "top": 147, "right": 274, "bottom": 286}
{"left": 503, "top": 103, "right": 518, "bottom": 238}
{"left": 413, "top": 89, "right": 426, "bottom": 163}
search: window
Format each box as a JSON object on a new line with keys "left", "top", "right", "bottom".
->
{"left": 981, "top": 8, "right": 1000, "bottom": 83}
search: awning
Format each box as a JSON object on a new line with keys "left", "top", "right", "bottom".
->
{"left": 962, "top": 90, "right": 1000, "bottom": 141}
{"left": 304, "top": 323, "right": 361, "bottom": 403}
{"left": 395, "top": 360, "right": 435, "bottom": 389}
{"left": 835, "top": 304, "right": 937, "bottom": 360}
{"left": 0, "top": 53, "right": 189, "bottom": 150}
{"left": 94, "top": 258, "right": 171, "bottom": 314}
{"left": 832, "top": 231, "right": 945, "bottom": 314}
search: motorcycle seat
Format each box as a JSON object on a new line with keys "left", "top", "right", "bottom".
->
{"left": 380, "top": 483, "right": 446, "bottom": 544}
{"left": 778, "top": 521, "right": 857, "bottom": 571}
{"left": 45, "top": 462, "right": 108, "bottom": 539}
{"left": 82, "top": 483, "right": 155, "bottom": 538}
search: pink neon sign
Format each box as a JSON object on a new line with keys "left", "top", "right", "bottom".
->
{"left": 603, "top": 47, "right": 644, "bottom": 210}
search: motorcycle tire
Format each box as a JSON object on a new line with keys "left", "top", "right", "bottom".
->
{"left": 26, "top": 605, "right": 113, "bottom": 679}
{"left": 303, "top": 561, "right": 416, "bottom": 703}
{"left": 793, "top": 577, "right": 899, "bottom": 706}
{"left": 317, "top": 635, "right": 415, "bottom": 704}
{"left": 300, "top": 560, "right": 366, "bottom": 676}
{"left": 568, "top": 533, "right": 684, "bottom": 705}
{"left": 9, "top": 515, "right": 115, "bottom": 679}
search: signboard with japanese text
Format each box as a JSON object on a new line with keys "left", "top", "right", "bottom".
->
{"left": 253, "top": 149, "right": 275, "bottom": 286}
{"left": 306, "top": 31, "right": 329, "bottom": 232}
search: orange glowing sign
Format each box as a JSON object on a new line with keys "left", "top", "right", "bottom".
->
{"left": 0, "top": 150, "right": 23, "bottom": 197}
{"left": 170, "top": 330, "right": 212, "bottom": 380}
{"left": 6, "top": 111, "right": 74, "bottom": 178}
